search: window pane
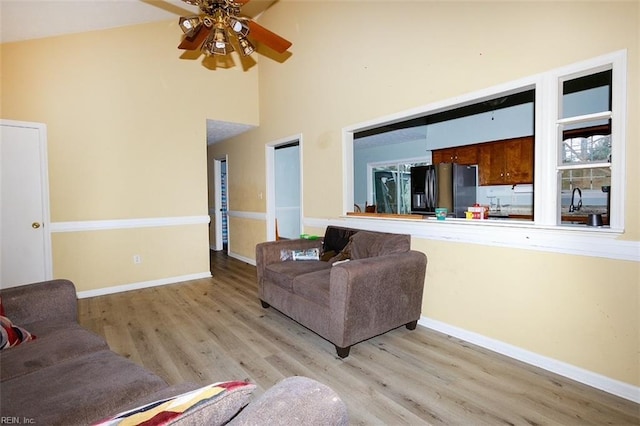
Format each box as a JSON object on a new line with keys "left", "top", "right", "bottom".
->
{"left": 372, "top": 162, "right": 426, "bottom": 214}
{"left": 398, "top": 167, "right": 411, "bottom": 214}
{"left": 560, "top": 167, "right": 611, "bottom": 192}
{"left": 561, "top": 121, "right": 611, "bottom": 165}
{"left": 560, "top": 169, "right": 611, "bottom": 225}
{"left": 561, "top": 70, "right": 611, "bottom": 119}
{"left": 372, "top": 166, "right": 398, "bottom": 213}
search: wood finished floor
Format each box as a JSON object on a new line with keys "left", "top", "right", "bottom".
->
{"left": 78, "top": 251, "right": 640, "bottom": 425}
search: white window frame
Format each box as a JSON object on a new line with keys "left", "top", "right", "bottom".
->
{"left": 335, "top": 50, "right": 635, "bottom": 262}
{"left": 344, "top": 50, "right": 626, "bottom": 231}
{"left": 541, "top": 53, "right": 626, "bottom": 231}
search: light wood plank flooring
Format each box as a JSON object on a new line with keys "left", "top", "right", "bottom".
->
{"left": 78, "top": 251, "right": 639, "bottom": 425}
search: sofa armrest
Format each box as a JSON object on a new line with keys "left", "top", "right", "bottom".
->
{"left": 255, "top": 239, "right": 323, "bottom": 286}
{"left": 0, "top": 279, "right": 78, "bottom": 325}
{"left": 329, "top": 251, "right": 427, "bottom": 347}
{"left": 228, "top": 376, "right": 348, "bottom": 425}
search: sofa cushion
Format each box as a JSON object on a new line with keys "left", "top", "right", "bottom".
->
{"left": 0, "top": 314, "right": 35, "bottom": 351}
{"left": 265, "top": 261, "right": 331, "bottom": 291}
{"left": 95, "top": 380, "right": 256, "bottom": 426}
{"left": 292, "top": 269, "right": 332, "bottom": 308}
{"left": 0, "top": 321, "right": 109, "bottom": 382}
{"left": 350, "top": 231, "right": 410, "bottom": 259}
{"left": 0, "top": 349, "right": 169, "bottom": 426}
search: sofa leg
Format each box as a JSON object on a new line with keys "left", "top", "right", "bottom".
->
{"left": 406, "top": 320, "right": 418, "bottom": 330}
{"left": 260, "top": 300, "right": 270, "bottom": 308}
{"left": 335, "top": 346, "right": 351, "bottom": 358}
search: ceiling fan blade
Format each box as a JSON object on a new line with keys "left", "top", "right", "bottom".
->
{"left": 178, "top": 26, "right": 211, "bottom": 50}
{"left": 247, "top": 20, "right": 292, "bottom": 54}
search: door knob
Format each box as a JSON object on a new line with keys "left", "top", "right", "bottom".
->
{"left": 32, "top": 222, "right": 41, "bottom": 229}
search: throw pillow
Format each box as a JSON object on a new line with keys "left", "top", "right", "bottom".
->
{"left": 319, "top": 250, "right": 336, "bottom": 262}
{"left": 94, "top": 380, "right": 256, "bottom": 426}
{"left": 0, "top": 315, "right": 36, "bottom": 350}
{"left": 322, "top": 227, "right": 359, "bottom": 255}
{"left": 0, "top": 296, "right": 4, "bottom": 316}
{"left": 328, "top": 237, "right": 353, "bottom": 264}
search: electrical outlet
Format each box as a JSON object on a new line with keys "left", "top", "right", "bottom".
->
{"left": 133, "top": 255, "right": 142, "bottom": 264}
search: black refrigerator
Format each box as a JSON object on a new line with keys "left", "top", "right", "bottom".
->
{"left": 410, "top": 163, "right": 478, "bottom": 218}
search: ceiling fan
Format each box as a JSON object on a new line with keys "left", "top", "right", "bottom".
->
{"left": 177, "top": 0, "right": 292, "bottom": 57}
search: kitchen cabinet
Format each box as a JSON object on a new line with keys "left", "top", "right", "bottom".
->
{"left": 432, "top": 145, "right": 478, "bottom": 165}
{"left": 478, "top": 136, "right": 534, "bottom": 186}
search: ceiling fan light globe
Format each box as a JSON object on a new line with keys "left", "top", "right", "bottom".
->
{"left": 237, "top": 36, "right": 255, "bottom": 56}
{"left": 204, "top": 27, "right": 234, "bottom": 55}
{"left": 212, "top": 44, "right": 234, "bottom": 55}
{"left": 229, "top": 18, "right": 250, "bottom": 37}
{"left": 179, "top": 16, "right": 202, "bottom": 37}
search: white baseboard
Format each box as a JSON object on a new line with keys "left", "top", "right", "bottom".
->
{"left": 419, "top": 317, "right": 640, "bottom": 403}
{"left": 227, "top": 251, "right": 256, "bottom": 266}
{"left": 76, "top": 272, "right": 212, "bottom": 299}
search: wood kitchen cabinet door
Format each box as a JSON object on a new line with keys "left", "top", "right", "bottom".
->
{"left": 505, "top": 137, "right": 534, "bottom": 184}
{"left": 432, "top": 145, "right": 478, "bottom": 165}
{"left": 479, "top": 142, "right": 506, "bottom": 185}
{"left": 478, "top": 137, "right": 534, "bottom": 185}
{"left": 455, "top": 144, "right": 479, "bottom": 165}
{"left": 431, "top": 149, "right": 451, "bottom": 164}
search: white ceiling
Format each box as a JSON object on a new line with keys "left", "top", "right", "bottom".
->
{"left": 1, "top": 0, "right": 274, "bottom": 144}
{"left": 0, "top": 0, "right": 277, "bottom": 43}
{"left": 1, "top": 0, "right": 397, "bottom": 146}
{"left": 0, "top": 1, "right": 193, "bottom": 44}
{"left": 355, "top": 127, "right": 427, "bottom": 149}
{"left": 206, "top": 120, "right": 255, "bottom": 145}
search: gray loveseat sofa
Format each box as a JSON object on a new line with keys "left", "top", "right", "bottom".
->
{"left": 0, "top": 279, "right": 348, "bottom": 425}
{"left": 256, "top": 226, "right": 427, "bottom": 358}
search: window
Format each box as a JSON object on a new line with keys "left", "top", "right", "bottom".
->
{"left": 557, "top": 70, "right": 613, "bottom": 225}
{"left": 368, "top": 159, "right": 429, "bottom": 214}
{"left": 347, "top": 50, "right": 626, "bottom": 231}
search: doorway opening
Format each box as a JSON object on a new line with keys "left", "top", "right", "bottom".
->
{"left": 266, "top": 135, "right": 302, "bottom": 241}
{"left": 213, "top": 156, "right": 229, "bottom": 252}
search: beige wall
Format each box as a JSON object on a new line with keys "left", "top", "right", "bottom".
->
{"left": 52, "top": 225, "right": 209, "bottom": 291}
{"left": 1, "top": 20, "right": 259, "bottom": 292}
{"left": 208, "top": 1, "right": 640, "bottom": 388}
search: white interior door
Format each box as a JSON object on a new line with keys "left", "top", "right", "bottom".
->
{"left": 0, "top": 120, "right": 52, "bottom": 289}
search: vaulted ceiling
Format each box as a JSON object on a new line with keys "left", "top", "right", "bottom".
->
{"left": 0, "top": 0, "right": 275, "bottom": 43}
{"left": 1, "top": 0, "right": 275, "bottom": 143}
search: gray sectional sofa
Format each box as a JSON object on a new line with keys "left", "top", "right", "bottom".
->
{"left": 256, "top": 226, "right": 428, "bottom": 357}
{"left": 0, "top": 279, "right": 348, "bottom": 425}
